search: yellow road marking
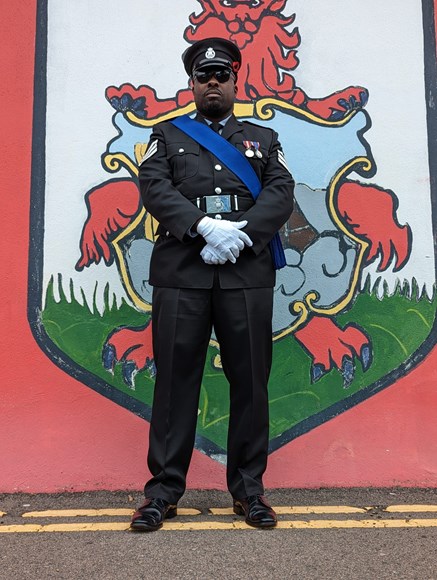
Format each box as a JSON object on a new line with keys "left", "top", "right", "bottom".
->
{"left": 12, "top": 505, "right": 437, "bottom": 522}
{"left": 0, "top": 523, "right": 129, "bottom": 533}
{"left": 21, "top": 508, "right": 200, "bottom": 518}
{"left": 3, "top": 504, "right": 437, "bottom": 535}
{"left": 163, "top": 519, "right": 437, "bottom": 530}
{"left": 274, "top": 519, "right": 437, "bottom": 529}
{"left": 3, "top": 518, "right": 437, "bottom": 533}
{"left": 17, "top": 505, "right": 437, "bottom": 520}
{"left": 384, "top": 505, "right": 437, "bottom": 513}
{"left": 209, "top": 506, "right": 366, "bottom": 515}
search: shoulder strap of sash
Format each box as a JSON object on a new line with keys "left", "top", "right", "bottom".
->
{"left": 170, "top": 114, "right": 261, "bottom": 198}
{"left": 169, "top": 114, "right": 286, "bottom": 269}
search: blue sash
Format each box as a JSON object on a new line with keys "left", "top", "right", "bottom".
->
{"left": 170, "top": 114, "right": 286, "bottom": 270}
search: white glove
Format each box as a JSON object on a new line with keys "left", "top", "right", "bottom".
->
{"left": 200, "top": 244, "right": 228, "bottom": 265}
{"left": 196, "top": 217, "right": 253, "bottom": 264}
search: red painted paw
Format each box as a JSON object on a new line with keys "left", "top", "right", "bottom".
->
{"left": 102, "top": 322, "right": 154, "bottom": 388}
{"left": 76, "top": 180, "right": 141, "bottom": 270}
{"left": 105, "top": 84, "right": 192, "bottom": 119}
{"left": 306, "top": 86, "right": 368, "bottom": 121}
{"left": 294, "top": 316, "right": 372, "bottom": 388}
{"left": 337, "top": 181, "right": 412, "bottom": 272}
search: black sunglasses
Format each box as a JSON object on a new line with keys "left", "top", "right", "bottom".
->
{"left": 193, "top": 69, "right": 233, "bottom": 84}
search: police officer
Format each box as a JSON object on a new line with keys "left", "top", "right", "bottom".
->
{"left": 131, "top": 37, "right": 294, "bottom": 531}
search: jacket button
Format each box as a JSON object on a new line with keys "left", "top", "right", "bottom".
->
{"left": 214, "top": 164, "right": 222, "bottom": 171}
{"left": 215, "top": 187, "right": 222, "bottom": 194}
{"left": 214, "top": 214, "right": 222, "bottom": 220}
{"left": 178, "top": 148, "right": 184, "bottom": 153}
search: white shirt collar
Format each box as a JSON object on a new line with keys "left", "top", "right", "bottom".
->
{"left": 203, "top": 114, "right": 232, "bottom": 128}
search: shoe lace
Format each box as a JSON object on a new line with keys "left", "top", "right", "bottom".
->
{"left": 149, "top": 497, "right": 169, "bottom": 509}
{"left": 246, "top": 495, "right": 262, "bottom": 507}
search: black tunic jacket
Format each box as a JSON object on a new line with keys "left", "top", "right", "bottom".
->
{"left": 139, "top": 114, "right": 294, "bottom": 289}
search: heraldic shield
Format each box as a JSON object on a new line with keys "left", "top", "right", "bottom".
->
{"left": 29, "top": 0, "right": 437, "bottom": 460}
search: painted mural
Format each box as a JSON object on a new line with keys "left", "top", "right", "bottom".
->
{"left": 30, "top": 0, "right": 436, "bottom": 460}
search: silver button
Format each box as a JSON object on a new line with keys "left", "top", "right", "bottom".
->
{"left": 215, "top": 187, "right": 222, "bottom": 194}
{"left": 214, "top": 214, "right": 222, "bottom": 220}
{"left": 178, "top": 148, "right": 184, "bottom": 153}
{"left": 215, "top": 164, "right": 222, "bottom": 171}
{"left": 166, "top": 231, "right": 170, "bottom": 236}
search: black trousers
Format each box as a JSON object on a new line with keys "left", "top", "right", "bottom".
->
{"left": 144, "top": 282, "right": 273, "bottom": 503}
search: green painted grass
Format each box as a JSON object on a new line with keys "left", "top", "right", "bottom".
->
{"left": 42, "top": 277, "right": 436, "bottom": 449}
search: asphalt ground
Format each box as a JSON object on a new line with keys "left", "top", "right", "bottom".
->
{"left": 1, "top": 488, "right": 437, "bottom": 579}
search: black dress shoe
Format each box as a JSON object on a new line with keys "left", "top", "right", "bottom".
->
{"left": 233, "top": 495, "right": 277, "bottom": 528}
{"left": 130, "top": 497, "right": 177, "bottom": 532}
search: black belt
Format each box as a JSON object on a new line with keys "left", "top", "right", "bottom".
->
{"left": 193, "top": 194, "right": 254, "bottom": 214}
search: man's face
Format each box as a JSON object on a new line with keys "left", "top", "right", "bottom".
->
{"left": 191, "top": 66, "right": 237, "bottom": 120}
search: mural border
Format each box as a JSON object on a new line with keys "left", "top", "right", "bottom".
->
{"left": 28, "top": 0, "right": 437, "bottom": 457}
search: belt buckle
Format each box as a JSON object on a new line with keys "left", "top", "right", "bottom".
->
{"left": 205, "top": 194, "right": 231, "bottom": 214}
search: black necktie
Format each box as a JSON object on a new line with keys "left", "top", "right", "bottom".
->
{"left": 210, "top": 122, "right": 222, "bottom": 133}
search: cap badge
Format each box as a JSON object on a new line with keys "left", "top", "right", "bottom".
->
{"left": 205, "top": 47, "right": 216, "bottom": 59}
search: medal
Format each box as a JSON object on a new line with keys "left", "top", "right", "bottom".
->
{"left": 243, "top": 140, "right": 253, "bottom": 158}
{"left": 243, "top": 140, "right": 262, "bottom": 159}
{"left": 252, "top": 141, "right": 262, "bottom": 158}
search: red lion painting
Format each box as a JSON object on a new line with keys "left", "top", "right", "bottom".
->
{"left": 106, "top": 0, "right": 368, "bottom": 121}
